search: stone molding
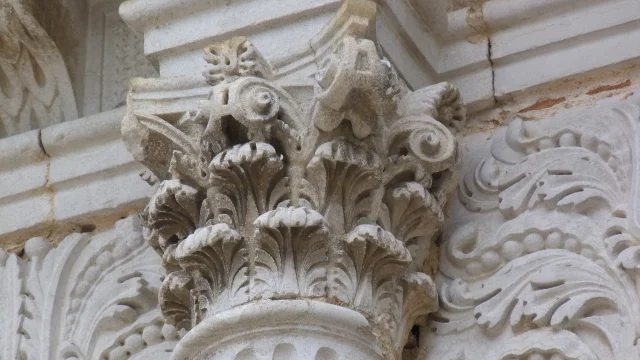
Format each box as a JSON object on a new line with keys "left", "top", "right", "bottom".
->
{"left": 0, "top": 0, "right": 78, "bottom": 137}
{"left": 362, "top": 0, "right": 640, "bottom": 111}
{"left": 423, "top": 96, "right": 640, "bottom": 359}
{"left": 119, "top": 0, "right": 640, "bottom": 113}
{"left": 0, "top": 107, "right": 150, "bottom": 251}
{"left": 121, "top": 1, "right": 465, "bottom": 358}
{"left": 171, "top": 300, "right": 385, "bottom": 359}
{"left": 0, "top": 216, "right": 178, "bottom": 360}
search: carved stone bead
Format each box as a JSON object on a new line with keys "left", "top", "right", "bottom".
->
{"left": 427, "top": 97, "right": 640, "bottom": 360}
{"left": 0, "top": 217, "right": 177, "bottom": 359}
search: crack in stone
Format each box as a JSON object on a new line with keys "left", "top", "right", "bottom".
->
{"left": 487, "top": 36, "right": 498, "bottom": 105}
{"left": 36, "top": 129, "right": 49, "bottom": 158}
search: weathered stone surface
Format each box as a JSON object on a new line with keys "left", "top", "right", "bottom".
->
{"left": 0, "top": 216, "right": 178, "bottom": 359}
{"left": 122, "top": 1, "right": 464, "bottom": 358}
{"left": 0, "top": 0, "right": 78, "bottom": 137}
{"left": 422, "top": 95, "right": 640, "bottom": 360}
{"left": 1, "top": 0, "right": 639, "bottom": 360}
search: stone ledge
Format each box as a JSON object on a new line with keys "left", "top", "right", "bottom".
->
{"left": 0, "top": 107, "right": 150, "bottom": 251}
{"left": 118, "top": 0, "right": 640, "bottom": 115}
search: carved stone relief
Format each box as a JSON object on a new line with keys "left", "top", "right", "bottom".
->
{"left": 0, "top": 216, "right": 177, "bottom": 360}
{"left": 0, "top": 0, "right": 78, "bottom": 137}
{"left": 423, "top": 97, "right": 640, "bottom": 360}
{"left": 121, "top": 1, "right": 465, "bottom": 358}
{"left": 102, "top": 9, "right": 158, "bottom": 111}
{"left": 83, "top": 0, "right": 158, "bottom": 115}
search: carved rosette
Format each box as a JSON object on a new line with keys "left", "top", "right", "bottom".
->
{"left": 123, "top": 17, "right": 463, "bottom": 358}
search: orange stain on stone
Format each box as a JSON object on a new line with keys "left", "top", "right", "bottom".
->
{"left": 586, "top": 80, "right": 631, "bottom": 95}
{"left": 518, "top": 97, "right": 566, "bottom": 113}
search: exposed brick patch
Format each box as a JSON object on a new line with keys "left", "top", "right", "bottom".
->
{"left": 587, "top": 80, "right": 631, "bottom": 95}
{"left": 518, "top": 97, "right": 566, "bottom": 113}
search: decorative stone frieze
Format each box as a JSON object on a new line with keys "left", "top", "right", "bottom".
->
{"left": 423, "top": 96, "right": 640, "bottom": 360}
{"left": 0, "top": 0, "right": 78, "bottom": 137}
{"left": 0, "top": 216, "right": 177, "bottom": 360}
{"left": 121, "top": 1, "right": 464, "bottom": 358}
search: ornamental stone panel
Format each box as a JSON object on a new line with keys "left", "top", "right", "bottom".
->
{"left": 0, "top": 0, "right": 639, "bottom": 360}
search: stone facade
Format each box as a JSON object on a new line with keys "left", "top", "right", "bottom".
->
{"left": 0, "top": 0, "right": 640, "bottom": 359}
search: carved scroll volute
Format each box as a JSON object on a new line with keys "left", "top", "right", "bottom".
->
{"left": 123, "top": 3, "right": 465, "bottom": 355}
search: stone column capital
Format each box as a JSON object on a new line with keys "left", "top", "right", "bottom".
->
{"left": 122, "top": 1, "right": 465, "bottom": 358}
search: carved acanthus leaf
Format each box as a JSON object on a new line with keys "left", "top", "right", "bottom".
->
{"left": 0, "top": 217, "right": 178, "bottom": 360}
{"left": 426, "top": 100, "right": 640, "bottom": 360}
{"left": 307, "top": 139, "right": 382, "bottom": 233}
{"left": 123, "top": 20, "right": 464, "bottom": 356}
{"left": 207, "top": 142, "right": 287, "bottom": 232}
{"left": 253, "top": 206, "right": 328, "bottom": 298}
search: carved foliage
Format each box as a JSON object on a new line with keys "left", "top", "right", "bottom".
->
{"left": 0, "top": 217, "right": 178, "bottom": 360}
{"left": 203, "top": 37, "right": 272, "bottom": 86}
{"left": 123, "top": 33, "right": 464, "bottom": 357}
{"left": 253, "top": 207, "right": 329, "bottom": 298}
{"left": 0, "top": 0, "right": 77, "bottom": 137}
{"left": 425, "top": 102, "right": 640, "bottom": 360}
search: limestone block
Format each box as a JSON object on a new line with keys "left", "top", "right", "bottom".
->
{"left": 0, "top": 129, "right": 47, "bottom": 198}
{"left": 0, "top": 195, "right": 51, "bottom": 237}
{"left": 52, "top": 170, "right": 149, "bottom": 223}
{"left": 0, "top": 108, "right": 151, "bottom": 249}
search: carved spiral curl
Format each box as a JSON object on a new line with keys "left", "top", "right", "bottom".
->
{"left": 398, "top": 82, "right": 465, "bottom": 133}
{"left": 388, "top": 116, "right": 457, "bottom": 173}
{"left": 229, "top": 79, "right": 282, "bottom": 128}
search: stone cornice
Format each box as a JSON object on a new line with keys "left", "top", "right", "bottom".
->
{"left": 119, "top": 0, "right": 640, "bottom": 113}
